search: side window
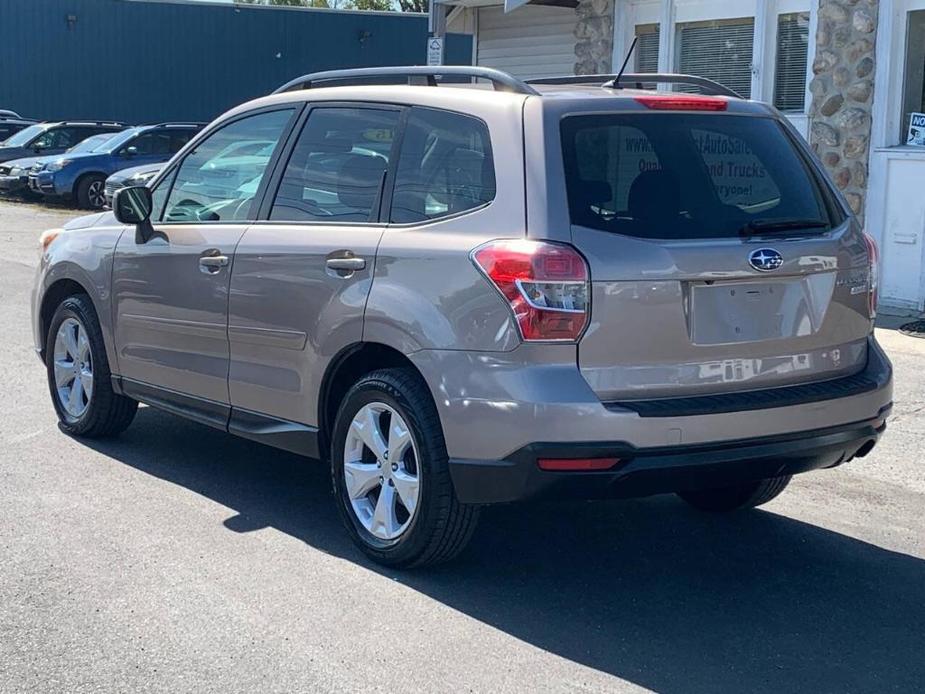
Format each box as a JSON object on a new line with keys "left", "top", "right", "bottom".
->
{"left": 33, "top": 127, "right": 79, "bottom": 150}
{"left": 168, "top": 130, "right": 195, "bottom": 153}
{"left": 270, "top": 107, "right": 399, "bottom": 223}
{"left": 390, "top": 107, "right": 495, "bottom": 223}
{"left": 162, "top": 109, "right": 294, "bottom": 223}
{"left": 691, "top": 128, "right": 781, "bottom": 209}
{"left": 124, "top": 131, "right": 172, "bottom": 156}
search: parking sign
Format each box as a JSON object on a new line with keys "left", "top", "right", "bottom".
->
{"left": 908, "top": 112, "right": 925, "bottom": 146}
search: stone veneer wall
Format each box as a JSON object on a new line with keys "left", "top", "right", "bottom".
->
{"left": 809, "top": 0, "right": 880, "bottom": 221}
{"left": 575, "top": 0, "right": 614, "bottom": 75}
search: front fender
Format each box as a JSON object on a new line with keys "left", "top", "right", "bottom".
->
{"left": 36, "top": 219, "right": 128, "bottom": 371}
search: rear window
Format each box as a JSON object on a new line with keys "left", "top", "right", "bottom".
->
{"left": 561, "top": 114, "right": 837, "bottom": 239}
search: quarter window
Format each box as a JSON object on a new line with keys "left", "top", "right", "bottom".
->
{"left": 161, "top": 109, "right": 293, "bottom": 223}
{"left": 389, "top": 107, "right": 495, "bottom": 223}
{"left": 270, "top": 107, "right": 399, "bottom": 223}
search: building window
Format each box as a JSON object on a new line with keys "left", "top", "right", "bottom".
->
{"left": 903, "top": 10, "right": 925, "bottom": 145}
{"left": 635, "top": 23, "right": 660, "bottom": 73}
{"left": 675, "top": 18, "right": 755, "bottom": 99}
{"left": 774, "top": 12, "right": 810, "bottom": 112}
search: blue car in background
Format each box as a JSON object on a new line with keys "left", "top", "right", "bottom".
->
{"left": 0, "top": 133, "right": 119, "bottom": 196}
{"left": 0, "top": 120, "right": 124, "bottom": 164}
{"left": 32, "top": 122, "right": 203, "bottom": 209}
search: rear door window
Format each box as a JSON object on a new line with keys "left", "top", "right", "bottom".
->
{"left": 269, "top": 106, "right": 400, "bottom": 223}
{"left": 561, "top": 114, "right": 835, "bottom": 239}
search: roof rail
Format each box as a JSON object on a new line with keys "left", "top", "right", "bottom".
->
{"left": 144, "top": 122, "right": 209, "bottom": 128}
{"left": 525, "top": 72, "right": 743, "bottom": 99}
{"left": 59, "top": 120, "right": 127, "bottom": 126}
{"left": 272, "top": 66, "right": 540, "bottom": 96}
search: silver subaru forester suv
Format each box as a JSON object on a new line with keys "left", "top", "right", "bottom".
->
{"left": 32, "top": 67, "right": 892, "bottom": 567}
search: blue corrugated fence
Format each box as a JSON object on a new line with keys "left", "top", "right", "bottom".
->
{"left": 0, "top": 0, "right": 472, "bottom": 123}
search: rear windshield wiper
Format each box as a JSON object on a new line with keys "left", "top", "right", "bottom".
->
{"left": 738, "top": 218, "right": 830, "bottom": 237}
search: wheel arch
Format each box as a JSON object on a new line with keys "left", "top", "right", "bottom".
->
{"left": 39, "top": 278, "right": 92, "bottom": 360}
{"left": 318, "top": 342, "right": 431, "bottom": 462}
{"left": 72, "top": 170, "right": 108, "bottom": 199}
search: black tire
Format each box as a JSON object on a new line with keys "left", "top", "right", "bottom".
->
{"left": 45, "top": 294, "right": 138, "bottom": 437}
{"left": 678, "top": 475, "right": 792, "bottom": 512}
{"left": 75, "top": 174, "right": 106, "bottom": 210}
{"left": 331, "top": 368, "right": 480, "bottom": 568}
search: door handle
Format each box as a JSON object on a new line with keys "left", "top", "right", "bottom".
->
{"left": 199, "top": 252, "right": 229, "bottom": 274}
{"left": 325, "top": 257, "right": 366, "bottom": 271}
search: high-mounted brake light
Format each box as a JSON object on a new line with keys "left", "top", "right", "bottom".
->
{"left": 863, "top": 232, "right": 879, "bottom": 320}
{"left": 472, "top": 239, "right": 590, "bottom": 342}
{"left": 634, "top": 95, "right": 728, "bottom": 111}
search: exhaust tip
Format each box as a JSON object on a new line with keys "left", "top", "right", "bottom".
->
{"left": 854, "top": 439, "right": 877, "bottom": 459}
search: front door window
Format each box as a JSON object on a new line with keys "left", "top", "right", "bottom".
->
{"left": 161, "top": 109, "right": 295, "bottom": 223}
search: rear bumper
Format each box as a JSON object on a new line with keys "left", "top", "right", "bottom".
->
{"left": 411, "top": 336, "right": 893, "bottom": 504}
{"left": 449, "top": 407, "right": 889, "bottom": 504}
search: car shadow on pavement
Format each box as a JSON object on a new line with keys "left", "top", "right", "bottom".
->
{"left": 83, "top": 406, "right": 924, "bottom": 693}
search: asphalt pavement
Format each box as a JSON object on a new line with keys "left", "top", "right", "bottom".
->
{"left": 1, "top": 198, "right": 923, "bottom": 693}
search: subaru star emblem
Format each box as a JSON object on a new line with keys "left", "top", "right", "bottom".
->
{"left": 749, "top": 248, "right": 784, "bottom": 272}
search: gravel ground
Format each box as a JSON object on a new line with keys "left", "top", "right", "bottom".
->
{"left": 0, "top": 198, "right": 923, "bottom": 693}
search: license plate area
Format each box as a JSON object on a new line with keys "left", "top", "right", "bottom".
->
{"left": 689, "top": 278, "right": 819, "bottom": 345}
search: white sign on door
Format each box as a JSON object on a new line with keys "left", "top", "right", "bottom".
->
{"left": 908, "top": 112, "right": 925, "bottom": 146}
{"left": 427, "top": 37, "right": 444, "bottom": 67}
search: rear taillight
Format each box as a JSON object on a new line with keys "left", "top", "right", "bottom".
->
{"left": 863, "top": 232, "right": 879, "bottom": 319}
{"left": 634, "top": 95, "right": 728, "bottom": 111}
{"left": 472, "top": 239, "right": 590, "bottom": 342}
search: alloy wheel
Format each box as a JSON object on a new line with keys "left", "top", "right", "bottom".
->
{"left": 343, "top": 402, "right": 421, "bottom": 541}
{"left": 88, "top": 180, "right": 106, "bottom": 209}
{"left": 53, "top": 317, "right": 93, "bottom": 418}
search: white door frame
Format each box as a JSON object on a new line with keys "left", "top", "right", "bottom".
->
{"left": 866, "top": 0, "right": 925, "bottom": 309}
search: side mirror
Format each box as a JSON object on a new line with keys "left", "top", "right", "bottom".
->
{"left": 124, "top": 145, "right": 138, "bottom": 157}
{"left": 113, "top": 185, "right": 153, "bottom": 225}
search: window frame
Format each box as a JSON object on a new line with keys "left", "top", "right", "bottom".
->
{"left": 151, "top": 105, "right": 303, "bottom": 226}
{"left": 257, "top": 101, "right": 406, "bottom": 226}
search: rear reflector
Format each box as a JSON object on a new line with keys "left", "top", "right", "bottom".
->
{"left": 634, "top": 95, "right": 728, "bottom": 111}
{"left": 538, "top": 458, "right": 620, "bottom": 472}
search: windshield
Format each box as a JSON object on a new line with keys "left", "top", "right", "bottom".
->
{"left": 1, "top": 124, "right": 45, "bottom": 147}
{"left": 67, "top": 133, "right": 116, "bottom": 154}
{"left": 560, "top": 113, "right": 837, "bottom": 240}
